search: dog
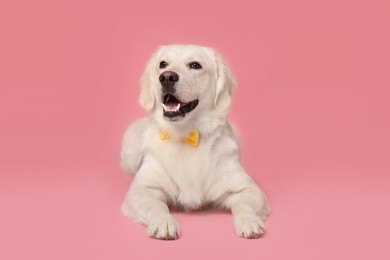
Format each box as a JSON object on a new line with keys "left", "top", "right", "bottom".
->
{"left": 120, "top": 44, "right": 270, "bottom": 240}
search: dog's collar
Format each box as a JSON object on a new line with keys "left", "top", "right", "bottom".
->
{"left": 159, "top": 129, "right": 199, "bottom": 147}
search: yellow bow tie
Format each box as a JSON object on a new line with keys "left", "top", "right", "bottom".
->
{"left": 159, "top": 129, "right": 199, "bottom": 147}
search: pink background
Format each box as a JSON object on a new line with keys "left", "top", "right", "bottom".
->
{"left": 1, "top": 0, "right": 389, "bottom": 259}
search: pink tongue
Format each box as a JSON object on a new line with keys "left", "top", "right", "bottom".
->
{"left": 165, "top": 103, "right": 178, "bottom": 109}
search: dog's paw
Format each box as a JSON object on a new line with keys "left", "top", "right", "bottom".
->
{"left": 234, "top": 214, "right": 265, "bottom": 239}
{"left": 147, "top": 214, "right": 180, "bottom": 240}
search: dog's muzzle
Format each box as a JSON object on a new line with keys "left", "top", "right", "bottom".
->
{"left": 159, "top": 71, "right": 199, "bottom": 121}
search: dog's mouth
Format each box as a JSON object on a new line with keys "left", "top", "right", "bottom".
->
{"left": 162, "top": 94, "right": 199, "bottom": 120}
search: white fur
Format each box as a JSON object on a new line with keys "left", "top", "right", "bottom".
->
{"left": 121, "top": 45, "right": 270, "bottom": 239}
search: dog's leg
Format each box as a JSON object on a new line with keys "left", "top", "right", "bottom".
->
{"left": 218, "top": 168, "right": 270, "bottom": 239}
{"left": 228, "top": 187, "right": 270, "bottom": 238}
{"left": 122, "top": 179, "right": 180, "bottom": 240}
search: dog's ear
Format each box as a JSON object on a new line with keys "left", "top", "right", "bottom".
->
{"left": 214, "top": 52, "right": 236, "bottom": 114}
{"left": 139, "top": 46, "right": 165, "bottom": 111}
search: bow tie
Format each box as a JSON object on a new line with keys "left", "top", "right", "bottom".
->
{"left": 159, "top": 129, "right": 199, "bottom": 147}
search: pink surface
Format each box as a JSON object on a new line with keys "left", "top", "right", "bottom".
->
{"left": 1, "top": 0, "right": 389, "bottom": 259}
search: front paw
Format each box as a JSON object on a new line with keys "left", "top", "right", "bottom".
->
{"left": 147, "top": 214, "right": 180, "bottom": 240}
{"left": 234, "top": 214, "right": 265, "bottom": 239}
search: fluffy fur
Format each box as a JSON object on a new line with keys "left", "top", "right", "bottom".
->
{"left": 120, "top": 45, "right": 270, "bottom": 239}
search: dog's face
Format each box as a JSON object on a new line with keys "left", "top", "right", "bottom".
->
{"left": 139, "top": 45, "right": 235, "bottom": 122}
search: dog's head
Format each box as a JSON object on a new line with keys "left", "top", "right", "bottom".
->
{"left": 139, "top": 45, "right": 235, "bottom": 122}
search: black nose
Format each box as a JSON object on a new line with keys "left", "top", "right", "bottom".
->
{"left": 159, "top": 71, "right": 179, "bottom": 90}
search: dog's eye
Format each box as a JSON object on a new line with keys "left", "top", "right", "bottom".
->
{"left": 188, "top": 62, "right": 202, "bottom": 70}
{"left": 159, "top": 61, "right": 168, "bottom": 69}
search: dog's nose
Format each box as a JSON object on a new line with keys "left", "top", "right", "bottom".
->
{"left": 159, "top": 71, "right": 179, "bottom": 90}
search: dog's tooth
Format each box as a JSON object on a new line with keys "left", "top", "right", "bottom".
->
{"left": 175, "top": 103, "right": 180, "bottom": 111}
{"left": 162, "top": 103, "right": 167, "bottom": 110}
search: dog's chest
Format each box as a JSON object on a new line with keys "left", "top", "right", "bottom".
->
{"left": 155, "top": 141, "right": 214, "bottom": 208}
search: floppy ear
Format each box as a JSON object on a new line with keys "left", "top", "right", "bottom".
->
{"left": 139, "top": 46, "right": 165, "bottom": 111}
{"left": 214, "top": 52, "right": 236, "bottom": 114}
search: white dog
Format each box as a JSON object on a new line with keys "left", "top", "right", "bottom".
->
{"left": 120, "top": 44, "right": 270, "bottom": 240}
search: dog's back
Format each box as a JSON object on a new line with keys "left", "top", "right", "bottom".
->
{"left": 120, "top": 117, "right": 150, "bottom": 175}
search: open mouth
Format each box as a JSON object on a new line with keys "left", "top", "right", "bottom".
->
{"left": 162, "top": 94, "right": 199, "bottom": 120}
